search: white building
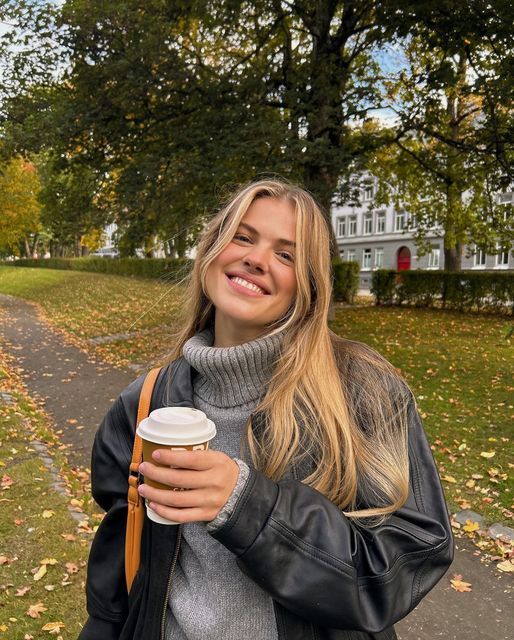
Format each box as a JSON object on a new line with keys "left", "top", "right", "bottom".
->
{"left": 331, "top": 179, "right": 514, "bottom": 289}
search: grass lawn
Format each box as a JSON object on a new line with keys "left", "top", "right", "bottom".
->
{"left": 0, "top": 265, "right": 513, "bottom": 526}
{"left": 0, "top": 346, "right": 98, "bottom": 639}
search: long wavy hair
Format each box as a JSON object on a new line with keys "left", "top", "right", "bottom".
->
{"left": 160, "top": 178, "right": 411, "bottom": 523}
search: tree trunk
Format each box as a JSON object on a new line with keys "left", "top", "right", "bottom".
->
{"left": 24, "top": 238, "right": 31, "bottom": 258}
{"left": 30, "top": 233, "right": 39, "bottom": 256}
{"left": 444, "top": 242, "right": 463, "bottom": 271}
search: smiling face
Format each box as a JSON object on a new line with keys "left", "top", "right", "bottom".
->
{"left": 204, "top": 196, "right": 298, "bottom": 347}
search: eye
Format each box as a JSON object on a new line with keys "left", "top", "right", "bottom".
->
{"left": 278, "top": 251, "right": 294, "bottom": 262}
{"left": 233, "top": 234, "right": 251, "bottom": 243}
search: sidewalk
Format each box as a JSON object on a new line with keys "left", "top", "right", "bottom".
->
{"left": 0, "top": 292, "right": 512, "bottom": 639}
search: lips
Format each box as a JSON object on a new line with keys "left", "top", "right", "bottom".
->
{"left": 225, "top": 272, "right": 270, "bottom": 294}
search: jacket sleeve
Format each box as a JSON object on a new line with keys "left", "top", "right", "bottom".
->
{"left": 211, "top": 394, "right": 454, "bottom": 634}
{"left": 79, "top": 384, "right": 141, "bottom": 640}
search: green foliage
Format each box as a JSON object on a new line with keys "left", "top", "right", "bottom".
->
{"left": 370, "top": 269, "right": 396, "bottom": 306}
{"left": 5, "top": 257, "right": 193, "bottom": 281}
{"left": 371, "top": 270, "right": 514, "bottom": 314}
{"left": 332, "top": 261, "right": 360, "bottom": 303}
{"left": 0, "top": 156, "right": 42, "bottom": 255}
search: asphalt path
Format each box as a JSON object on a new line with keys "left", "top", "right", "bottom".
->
{"left": 0, "top": 292, "right": 512, "bottom": 639}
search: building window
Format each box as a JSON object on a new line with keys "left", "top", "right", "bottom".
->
{"left": 497, "top": 192, "right": 513, "bottom": 204}
{"left": 427, "top": 246, "right": 440, "bottom": 268}
{"left": 362, "top": 248, "right": 372, "bottom": 269}
{"left": 347, "top": 249, "right": 356, "bottom": 262}
{"left": 348, "top": 216, "right": 357, "bottom": 236}
{"left": 395, "top": 210, "right": 406, "bottom": 231}
{"left": 374, "top": 248, "right": 384, "bottom": 268}
{"left": 495, "top": 243, "right": 509, "bottom": 266}
{"left": 474, "top": 247, "right": 486, "bottom": 267}
{"left": 339, "top": 250, "right": 344, "bottom": 260}
{"left": 410, "top": 215, "right": 417, "bottom": 229}
{"left": 337, "top": 217, "right": 346, "bottom": 237}
{"left": 363, "top": 185, "right": 374, "bottom": 201}
{"left": 376, "top": 212, "right": 385, "bottom": 234}
{"left": 363, "top": 214, "right": 373, "bottom": 235}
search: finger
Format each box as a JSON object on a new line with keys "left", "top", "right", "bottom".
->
{"left": 147, "top": 502, "right": 216, "bottom": 524}
{"left": 152, "top": 448, "right": 216, "bottom": 470}
{"left": 140, "top": 462, "right": 208, "bottom": 489}
{"left": 139, "top": 485, "right": 208, "bottom": 509}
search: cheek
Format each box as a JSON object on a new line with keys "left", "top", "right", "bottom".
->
{"left": 282, "top": 270, "right": 298, "bottom": 303}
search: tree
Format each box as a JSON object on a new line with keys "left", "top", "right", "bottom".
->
{"left": 370, "top": 14, "right": 513, "bottom": 270}
{"left": 0, "top": 156, "right": 42, "bottom": 257}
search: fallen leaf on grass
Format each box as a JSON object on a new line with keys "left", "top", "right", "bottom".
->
{"left": 33, "top": 565, "right": 47, "bottom": 581}
{"left": 42, "top": 510, "right": 55, "bottom": 519}
{"left": 480, "top": 451, "right": 495, "bottom": 459}
{"left": 60, "top": 533, "right": 76, "bottom": 542}
{"left": 497, "top": 560, "right": 514, "bottom": 573}
{"left": 1, "top": 474, "right": 13, "bottom": 490}
{"left": 41, "top": 621, "right": 65, "bottom": 634}
{"left": 65, "top": 562, "right": 79, "bottom": 574}
{"left": 450, "top": 574, "right": 472, "bottom": 592}
{"left": 463, "top": 519, "right": 480, "bottom": 533}
{"left": 15, "top": 586, "right": 31, "bottom": 597}
{"left": 26, "top": 602, "right": 47, "bottom": 618}
{"left": 40, "top": 558, "right": 57, "bottom": 566}
{"left": 441, "top": 475, "right": 457, "bottom": 483}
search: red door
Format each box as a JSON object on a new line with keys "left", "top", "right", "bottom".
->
{"left": 397, "top": 247, "right": 411, "bottom": 271}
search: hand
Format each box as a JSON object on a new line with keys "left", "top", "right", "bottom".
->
{"left": 137, "top": 449, "right": 240, "bottom": 524}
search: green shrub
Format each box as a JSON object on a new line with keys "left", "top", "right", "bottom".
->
{"left": 370, "top": 270, "right": 513, "bottom": 314}
{"left": 333, "top": 261, "right": 360, "bottom": 303}
{"left": 3, "top": 257, "right": 193, "bottom": 282}
{"left": 370, "top": 269, "right": 396, "bottom": 305}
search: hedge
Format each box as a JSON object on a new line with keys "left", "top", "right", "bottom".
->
{"left": 333, "top": 261, "right": 360, "bottom": 303}
{"left": 2, "top": 257, "right": 193, "bottom": 281}
{"left": 371, "top": 269, "right": 514, "bottom": 314}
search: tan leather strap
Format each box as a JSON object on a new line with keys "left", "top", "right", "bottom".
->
{"left": 127, "top": 367, "right": 163, "bottom": 509}
{"left": 126, "top": 366, "right": 162, "bottom": 593}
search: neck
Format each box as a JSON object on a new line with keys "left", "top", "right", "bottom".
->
{"left": 213, "top": 315, "right": 270, "bottom": 347}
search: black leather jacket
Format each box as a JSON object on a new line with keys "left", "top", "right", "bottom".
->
{"left": 79, "top": 357, "right": 453, "bottom": 640}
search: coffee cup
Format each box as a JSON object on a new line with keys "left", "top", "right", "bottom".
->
{"left": 136, "top": 406, "right": 216, "bottom": 525}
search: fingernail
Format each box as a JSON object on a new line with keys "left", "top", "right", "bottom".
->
{"left": 152, "top": 450, "right": 161, "bottom": 460}
{"left": 138, "top": 485, "right": 146, "bottom": 496}
{"left": 139, "top": 463, "right": 146, "bottom": 473}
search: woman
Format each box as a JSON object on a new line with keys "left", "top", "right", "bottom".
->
{"left": 80, "top": 179, "right": 453, "bottom": 640}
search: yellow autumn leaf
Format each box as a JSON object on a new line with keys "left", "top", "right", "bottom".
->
{"left": 480, "top": 451, "right": 495, "bottom": 459}
{"left": 40, "top": 558, "right": 58, "bottom": 566}
{"left": 42, "top": 510, "right": 55, "bottom": 519}
{"left": 33, "top": 564, "right": 47, "bottom": 581}
{"left": 458, "top": 443, "right": 467, "bottom": 451}
{"left": 0, "top": 624, "right": 8, "bottom": 631}
{"left": 41, "top": 621, "right": 65, "bottom": 633}
{"left": 462, "top": 519, "right": 480, "bottom": 532}
{"left": 441, "top": 475, "right": 457, "bottom": 483}
{"left": 497, "top": 560, "right": 514, "bottom": 573}
{"left": 465, "top": 479, "right": 475, "bottom": 488}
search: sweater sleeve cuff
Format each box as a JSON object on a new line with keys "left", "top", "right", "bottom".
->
{"left": 206, "top": 459, "right": 250, "bottom": 533}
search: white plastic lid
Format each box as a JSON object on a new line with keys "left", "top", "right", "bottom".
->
{"left": 136, "top": 407, "right": 216, "bottom": 446}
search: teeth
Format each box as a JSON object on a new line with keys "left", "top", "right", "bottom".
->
{"left": 230, "top": 276, "right": 265, "bottom": 294}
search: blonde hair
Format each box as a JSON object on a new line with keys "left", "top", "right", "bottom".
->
{"left": 159, "top": 178, "right": 411, "bottom": 523}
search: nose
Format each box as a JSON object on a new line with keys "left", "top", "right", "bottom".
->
{"left": 242, "top": 244, "right": 269, "bottom": 273}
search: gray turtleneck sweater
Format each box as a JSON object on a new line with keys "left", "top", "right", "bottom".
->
{"left": 165, "top": 327, "right": 282, "bottom": 640}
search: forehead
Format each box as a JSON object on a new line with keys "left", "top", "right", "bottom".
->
{"left": 240, "top": 197, "right": 296, "bottom": 244}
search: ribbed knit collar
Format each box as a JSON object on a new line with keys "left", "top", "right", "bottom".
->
{"left": 182, "top": 326, "right": 284, "bottom": 408}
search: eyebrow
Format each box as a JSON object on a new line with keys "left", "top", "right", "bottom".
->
{"left": 237, "top": 222, "right": 296, "bottom": 248}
